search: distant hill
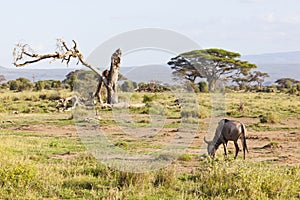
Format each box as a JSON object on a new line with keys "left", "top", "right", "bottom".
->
{"left": 1, "top": 50, "right": 300, "bottom": 85}
{"left": 242, "top": 51, "right": 300, "bottom": 65}
{"left": 0, "top": 65, "right": 174, "bottom": 84}
{"left": 0, "top": 66, "right": 77, "bottom": 82}
{"left": 242, "top": 51, "right": 300, "bottom": 84}
{"left": 120, "top": 65, "right": 173, "bottom": 84}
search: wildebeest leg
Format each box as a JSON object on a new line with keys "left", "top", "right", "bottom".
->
{"left": 222, "top": 143, "right": 228, "bottom": 159}
{"left": 234, "top": 141, "right": 240, "bottom": 159}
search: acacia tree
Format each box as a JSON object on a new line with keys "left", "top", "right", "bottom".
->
{"left": 168, "top": 48, "right": 257, "bottom": 91}
{"left": 13, "top": 39, "right": 121, "bottom": 104}
{"left": 275, "top": 78, "right": 300, "bottom": 89}
{"left": 249, "top": 71, "right": 269, "bottom": 89}
{"left": 232, "top": 71, "right": 269, "bottom": 89}
{"left": 232, "top": 76, "right": 250, "bottom": 89}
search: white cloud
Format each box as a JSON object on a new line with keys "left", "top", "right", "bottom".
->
{"left": 239, "top": 0, "right": 267, "bottom": 3}
{"left": 263, "top": 13, "right": 277, "bottom": 23}
{"left": 261, "top": 12, "right": 300, "bottom": 25}
{"left": 282, "top": 15, "right": 300, "bottom": 25}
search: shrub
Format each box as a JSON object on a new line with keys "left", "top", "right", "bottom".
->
{"left": 115, "top": 172, "right": 148, "bottom": 188}
{"left": 153, "top": 167, "right": 176, "bottom": 188}
{"left": 198, "top": 81, "right": 209, "bottom": 93}
{"left": 39, "top": 94, "right": 47, "bottom": 100}
{"left": 62, "top": 176, "right": 99, "bottom": 190}
{"left": 259, "top": 112, "right": 280, "bottom": 124}
{"left": 0, "top": 163, "right": 38, "bottom": 192}
{"left": 114, "top": 141, "right": 129, "bottom": 149}
{"left": 297, "top": 83, "right": 300, "bottom": 91}
{"left": 178, "top": 154, "right": 192, "bottom": 161}
{"left": 121, "top": 80, "right": 136, "bottom": 92}
{"left": 35, "top": 81, "right": 45, "bottom": 91}
{"left": 47, "top": 93, "right": 62, "bottom": 101}
{"left": 8, "top": 78, "right": 33, "bottom": 91}
{"left": 288, "top": 87, "right": 297, "bottom": 94}
{"left": 143, "top": 94, "right": 155, "bottom": 103}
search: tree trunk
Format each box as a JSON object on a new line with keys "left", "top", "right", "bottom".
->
{"left": 94, "top": 75, "right": 103, "bottom": 104}
{"left": 208, "top": 78, "right": 216, "bottom": 91}
{"left": 106, "top": 49, "right": 122, "bottom": 104}
{"left": 93, "top": 49, "right": 121, "bottom": 105}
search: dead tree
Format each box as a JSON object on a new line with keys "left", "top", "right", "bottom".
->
{"left": 94, "top": 49, "right": 121, "bottom": 104}
{"left": 13, "top": 39, "right": 121, "bottom": 104}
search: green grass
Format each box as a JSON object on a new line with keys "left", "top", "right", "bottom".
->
{"left": 0, "top": 130, "right": 299, "bottom": 200}
{"left": 0, "top": 89, "right": 72, "bottom": 113}
{"left": 0, "top": 112, "right": 74, "bottom": 129}
{"left": 225, "top": 92, "right": 300, "bottom": 119}
{"left": 0, "top": 89, "right": 300, "bottom": 199}
{"left": 2, "top": 90, "right": 299, "bottom": 121}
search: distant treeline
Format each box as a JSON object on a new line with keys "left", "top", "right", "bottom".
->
{"left": 1, "top": 70, "right": 300, "bottom": 95}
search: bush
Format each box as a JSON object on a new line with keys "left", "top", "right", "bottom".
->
{"left": 121, "top": 80, "right": 136, "bottom": 92}
{"left": 198, "top": 81, "right": 209, "bottom": 92}
{"left": 114, "top": 141, "right": 129, "bottom": 149}
{"left": 288, "top": 87, "right": 297, "bottom": 94}
{"left": 39, "top": 94, "right": 47, "bottom": 100}
{"left": 142, "top": 94, "right": 155, "bottom": 103}
{"left": 35, "top": 81, "right": 45, "bottom": 91}
{"left": 0, "top": 163, "right": 38, "bottom": 193}
{"left": 153, "top": 168, "right": 176, "bottom": 188}
{"left": 178, "top": 154, "right": 192, "bottom": 161}
{"left": 47, "top": 93, "right": 62, "bottom": 101}
{"left": 8, "top": 77, "right": 33, "bottom": 91}
{"left": 62, "top": 176, "right": 99, "bottom": 190}
{"left": 259, "top": 112, "right": 280, "bottom": 124}
{"left": 297, "top": 83, "right": 300, "bottom": 91}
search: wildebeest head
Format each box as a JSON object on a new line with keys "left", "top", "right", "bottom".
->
{"left": 204, "top": 137, "right": 216, "bottom": 157}
{"left": 203, "top": 119, "right": 226, "bottom": 157}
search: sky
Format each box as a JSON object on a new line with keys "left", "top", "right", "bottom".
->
{"left": 1, "top": 0, "right": 300, "bottom": 68}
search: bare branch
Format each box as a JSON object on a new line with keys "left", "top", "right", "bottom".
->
{"left": 12, "top": 39, "right": 103, "bottom": 77}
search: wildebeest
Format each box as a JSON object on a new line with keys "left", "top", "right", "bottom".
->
{"left": 204, "top": 119, "right": 248, "bottom": 159}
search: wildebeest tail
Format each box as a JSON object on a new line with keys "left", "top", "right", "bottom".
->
{"left": 241, "top": 123, "right": 249, "bottom": 153}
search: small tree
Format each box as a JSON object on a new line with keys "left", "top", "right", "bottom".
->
{"left": 35, "top": 80, "right": 45, "bottom": 91}
{"left": 296, "top": 83, "right": 300, "bottom": 91}
{"left": 249, "top": 71, "right": 269, "bottom": 89}
{"left": 198, "top": 81, "right": 208, "bottom": 92}
{"left": 51, "top": 80, "right": 62, "bottom": 89}
{"left": 8, "top": 77, "right": 33, "bottom": 91}
{"left": 63, "top": 71, "right": 78, "bottom": 91}
{"left": 232, "top": 77, "right": 250, "bottom": 90}
{"left": 121, "top": 80, "right": 135, "bottom": 92}
{"left": 8, "top": 80, "right": 19, "bottom": 91}
{"left": 275, "top": 78, "right": 300, "bottom": 89}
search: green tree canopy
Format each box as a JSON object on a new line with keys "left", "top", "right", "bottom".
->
{"left": 232, "top": 71, "right": 269, "bottom": 89}
{"left": 275, "top": 78, "right": 300, "bottom": 88}
{"left": 168, "top": 48, "right": 257, "bottom": 91}
{"left": 8, "top": 77, "right": 33, "bottom": 91}
{"left": 249, "top": 71, "right": 269, "bottom": 88}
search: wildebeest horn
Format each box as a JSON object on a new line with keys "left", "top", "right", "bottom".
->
{"left": 203, "top": 137, "right": 210, "bottom": 144}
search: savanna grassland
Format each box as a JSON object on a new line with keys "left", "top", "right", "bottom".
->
{"left": 0, "top": 89, "right": 299, "bottom": 199}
